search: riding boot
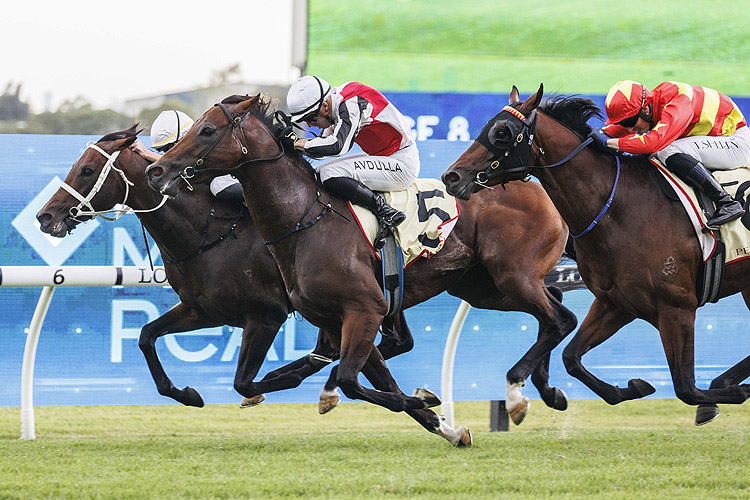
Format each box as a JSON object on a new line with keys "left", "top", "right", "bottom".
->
{"left": 665, "top": 153, "right": 745, "bottom": 227}
{"left": 323, "top": 176, "right": 406, "bottom": 250}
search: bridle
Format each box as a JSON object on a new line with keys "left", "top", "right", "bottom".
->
{"left": 168, "top": 101, "right": 338, "bottom": 246}
{"left": 473, "top": 104, "right": 621, "bottom": 239}
{"left": 61, "top": 142, "right": 168, "bottom": 222}
{"left": 173, "top": 102, "right": 284, "bottom": 191}
{"left": 474, "top": 105, "right": 538, "bottom": 188}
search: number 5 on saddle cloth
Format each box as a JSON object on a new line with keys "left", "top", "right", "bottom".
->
{"left": 348, "top": 179, "right": 460, "bottom": 317}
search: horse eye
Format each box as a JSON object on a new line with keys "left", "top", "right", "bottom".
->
{"left": 199, "top": 126, "right": 215, "bottom": 137}
{"left": 80, "top": 167, "right": 95, "bottom": 176}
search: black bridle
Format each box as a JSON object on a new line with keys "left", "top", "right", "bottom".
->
{"left": 171, "top": 101, "right": 339, "bottom": 245}
{"left": 175, "top": 103, "right": 285, "bottom": 190}
{"left": 474, "top": 104, "right": 621, "bottom": 239}
{"left": 474, "top": 105, "right": 538, "bottom": 187}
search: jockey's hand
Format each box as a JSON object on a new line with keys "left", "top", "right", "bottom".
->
{"left": 587, "top": 128, "right": 617, "bottom": 156}
{"left": 279, "top": 126, "right": 298, "bottom": 151}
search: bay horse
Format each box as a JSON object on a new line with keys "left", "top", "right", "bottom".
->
{"left": 36, "top": 126, "right": 414, "bottom": 414}
{"left": 441, "top": 84, "right": 750, "bottom": 424}
{"left": 144, "top": 94, "right": 578, "bottom": 440}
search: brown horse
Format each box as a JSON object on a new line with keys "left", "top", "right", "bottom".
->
{"left": 145, "top": 94, "right": 578, "bottom": 439}
{"left": 441, "top": 84, "right": 750, "bottom": 425}
{"left": 36, "top": 126, "right": 414, "bottom": 412}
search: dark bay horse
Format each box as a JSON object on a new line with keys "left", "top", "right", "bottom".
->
{"left": 36, "top": 126, "right": 414, "bottom": 413}
{"left": 442, "top": 84, "right": 750, "bottom": 424}
{"left": 145, "top": 94, "right": 578, "bottom": 439}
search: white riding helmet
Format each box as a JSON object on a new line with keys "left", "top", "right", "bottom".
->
{"left": 151, "top": 110, "right": 194, "bottom": 151}
{"left": 286, "top": 75, "right": 331, "bottom": 123}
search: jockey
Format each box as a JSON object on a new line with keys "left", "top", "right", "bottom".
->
{"left": 598, "top": 80, "right": 748, "bottom": 227}
{"left": 132, "top": 110, "right": 244, "bottom": 203}
{"left": 284, "top": 75, "right": 420, "bottom": 250}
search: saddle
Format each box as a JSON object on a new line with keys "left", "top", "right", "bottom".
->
{"left": 349, "top": 179, "right": 460, "bottom": 317}
{"left": 652, "top": 159, "right": 750, "bottom": 304}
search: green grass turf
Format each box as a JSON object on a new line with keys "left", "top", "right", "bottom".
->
{"left": 2, "top": 400, "right": 749, "bottom": 499}
{"left": 307, "top": 0, "right": 750, "bottom": 96}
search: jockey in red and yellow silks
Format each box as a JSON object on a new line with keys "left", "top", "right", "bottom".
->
{"left": 596, "top": 80, "right": 749, "bottom": 227}
{"left": 602, "top": 81, "right": 747, "bottom": 156}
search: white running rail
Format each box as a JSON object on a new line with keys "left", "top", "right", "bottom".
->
{"left": 0, "top": 266, "right": 169, "bottom": 440}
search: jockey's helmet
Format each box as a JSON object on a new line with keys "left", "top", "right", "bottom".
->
{"left": 287, "top": 75, "right": 331, "bottom": 123}
{"left": 605, "top": 80, "right": 652, "bottom": 126}
{"left": 151, "top": 110, "right": 194, "bottom": 152}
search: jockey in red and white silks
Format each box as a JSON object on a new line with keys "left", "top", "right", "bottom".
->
{"left": 286, "top": 76, "right": 418, "bottom": 249}
{"left": 299, "top": 81, "right": 419, "bottom": 192}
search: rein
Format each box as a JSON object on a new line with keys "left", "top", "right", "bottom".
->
{"left": 173, "top": 100, "right": 338, "bottom": 246}
{"left": 62, "top": 143, "right": 168, "bottom": 222}
{"left": 175, "top": 103, "right": 284, "bottom": 190}
{"left": 476, "top": 108, "right": 621, "bottom": 239}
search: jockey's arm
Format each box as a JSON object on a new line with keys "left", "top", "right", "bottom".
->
{"left": 129, "top": 140, "right": 162, "bottom": 163}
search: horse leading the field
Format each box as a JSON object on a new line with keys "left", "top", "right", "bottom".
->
{"left": 442, "top": 85, "right": 750, "bottom": 424}
{"left": 145, "top": 94, "right": 578, "bottom": 443}
{"left": 35, "top": 126, "right": 415, "bottom": 413}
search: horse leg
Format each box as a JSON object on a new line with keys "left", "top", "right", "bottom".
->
{"left": 236, "top": 327, "right": 336, "bottom": 405}
{"left": 502, "top": 284, "right": 578, "bottom": 425}
{"left": 561, "top": 298, "right": 653, "bottom": 404}
{"left": 336, "top": 311, "right": 432, "bottom": 412}
{"left": 319, "top": 311, "right": 414, "bottom": 414}
{"left": 138, "top": 303, "right": 219, "bottom": 407}
{"left": 529, "top": 286, "right": 568, "bottom": 412}
{"left": 449, "top": 267, "right": 574, "bottom": 422}
{"left": 696, "top": 289, "right": 750, "bottom": 425}
{"left": 232, "top": 317, "right": 287, "bottom": 407}
{"left": 658, "top": 307, "right": 750, "bottom": 407}
{"left": 356, "top": 351, "right": 471, "bottom": 447}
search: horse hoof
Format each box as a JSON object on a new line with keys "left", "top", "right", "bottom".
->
{"left": 413, "top": 388, "right": 441, "bottom": 408}
{"left": 695, "top": 404, "right": 720, "bottom": 426}
{"left": 508, "top": 398, "right": 530, "bottom": 425}
{"left": 455, "top": 426, "right": 473, "bottom": 448}
{"left": 319, "top": 394, "right": 340, "bottom": 414}
{"left": 239, "top": 394, "right": 265, "bottom": 409}
{"left": 627, "top": 378, "right": 656, "bottom": 398}
{"left": 180, "top": 387, "right": 205, "bottom": 408}
{"left": 543, "top": 387, "right": 568, "bottom": 411}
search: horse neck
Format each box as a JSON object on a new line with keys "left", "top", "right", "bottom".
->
{"left": 231, "top": 153, "right": 318, "bottom": 245}
{"left": 533, "top": 113, "right": 623, "bottom": 238}
{"left": 119, "top": 150, "right": 220, "bottom": 258}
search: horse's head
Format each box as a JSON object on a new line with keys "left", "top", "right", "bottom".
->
{"left": 442, "top": 84, "right": 544, "bottom": 200}
{"left": 37, "top": 126, "right": 142, "bottom": 237}
{"left": 146, "top": 94, "right": 282, "bottom": 198}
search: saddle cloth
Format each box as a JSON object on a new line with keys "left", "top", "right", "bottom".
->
{"left": 651, "top": 158, "right": 750, "bottom": 264}
{"left": 349, "top": 179, "right": 460, "bottom": 267}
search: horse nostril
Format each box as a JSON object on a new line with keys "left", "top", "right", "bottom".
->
{"left": 37, "top": 212, "right": 52, "bottom": 226}
{"left": 147, "top": 165, "right": 164, "bottom": 179}
{"left": 442, "top": 171, "right": 459, "bottom": 186}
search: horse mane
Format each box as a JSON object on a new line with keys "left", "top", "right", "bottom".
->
{"left": 221, "top": 93, "right": 312, "bottom": 168}
{"left": 98, "top": 124, "right": 143, "bottom": 142}
{"left": 538, "top": 96, "right": 603, "bottom": 138}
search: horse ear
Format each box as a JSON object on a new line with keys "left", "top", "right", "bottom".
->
{"left": 236, "top": 93, "right": 261, "bottom": 113}
{"left": 113, "top": 135, "right": 138, "bottom": 150}
{"left": 509, "top": 85, "right": 520, "bottom": 104}
{"left": 519, "top": 83, "right": 544, "bottom": 114}
{"left": 529, "top": 83, "right": 544, "bottom": 109}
